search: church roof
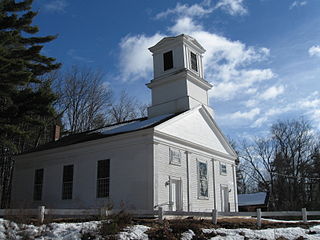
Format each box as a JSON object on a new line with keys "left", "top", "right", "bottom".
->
{"left": 24, "top": 113, "right": 177, "bottom": 154}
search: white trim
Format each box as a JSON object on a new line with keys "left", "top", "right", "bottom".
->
{"left": 154, "top": 130, "right": 236, "bottom": 161}
{"left": 211, "top": 159, "right": 217, "bottom": 210}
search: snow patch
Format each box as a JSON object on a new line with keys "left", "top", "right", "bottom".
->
{"left": 181, "top": 229, "right": 195, "bottom": 240}
{"left": 118, "top": 225, "right": 150, "bottom": 240}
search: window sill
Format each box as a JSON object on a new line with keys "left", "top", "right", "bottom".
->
{"left": 198, "top": 196, "right": 209, "bottom": 200}
{"left": 169, "top": 162, "right": 181, "bottom": 166}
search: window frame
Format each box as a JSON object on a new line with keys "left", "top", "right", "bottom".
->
{"left": 220, "top": 162, "right": 227, "bottom": 175}
{"left": 96, "top": 159, "right": 110, "bottom": 198}
{"left": 169, "top": 148, "right": 181, "bottom": 166}
{"left": 62, "top": 164, "right": 74, "bottom": 200}
{"left": 33, "top": 168, "right": 44, "bottom": 201}
{"left": 197, "top": 160, "right": 209, "bottom": 199}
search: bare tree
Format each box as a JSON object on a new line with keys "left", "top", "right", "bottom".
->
{"left": 108, "top": 90, "right": 148, "bottom": 123}
{"left": 271, "top": 118, "right": 315, "bottom": 210}
{"left": 56, "top": 66, "right": 112, "bottom": 133}
{"left": 237, "top": 118, "right": 319, "bottom": 210}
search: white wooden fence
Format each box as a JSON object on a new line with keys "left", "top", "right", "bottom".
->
{"left": 0, "top": 206, "right": 319, "bottom": 227}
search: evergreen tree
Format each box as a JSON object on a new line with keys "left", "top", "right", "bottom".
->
{"left": 0, "top": 0, "right": 60, "bottom": 208}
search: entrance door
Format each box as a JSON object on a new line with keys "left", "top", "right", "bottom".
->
{"left": 170, "top": 179, "right": 182, "bottom": 211}
{"left": 221, "top": 186, "right": 230, "bottom": 212}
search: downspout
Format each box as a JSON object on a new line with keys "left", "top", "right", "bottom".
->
{"left": 212, "top": 158, "right": 217, "bottom": 210}
{"left": 185, "top": 151, "right": 190, "bottom": 212}
{"left": 232, "top": 164, "right": 238, "bottom": 211}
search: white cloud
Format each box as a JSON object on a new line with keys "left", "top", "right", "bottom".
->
{"left": 300, "top": 98, "right": 320, "bottom": 108}
{"left": 308, "top": 45, "right": 320, "bottom": 57}
{"left": 230, "top": 108, "right": 260, "bottom": 120}
{"left": 251, "top": 105, "right": 294, "bottom": 128}
{"left": 244, "top": 99, "right": 258, "bottom": 107}
{"left": 259, "top": 85, "right": 285, "bottom": 100}
{"left": 298, "top": 94, "right": 320, "bottom": 128}
{"left": 118, "top": 5, "right": 274, "bottom": 103}
{"left": 290, "top": 1, "right": 307, "bottom": 10}
{"left": 156, "top": 3, "right": 213, "bottom": 19}
{"left": 169, "top": 17, "right": 203, "bottom": 34}
{"left": 43, "top": 0, "right": 67, "bottom": 13}
{"left": 252, "top": 117, "right": 268, "bottom": 128}
{"left": 215, "top": 0, "right": 247, "bottom": 16}
{"left": 118, "top": 33, "right": 164, "bottom": 82}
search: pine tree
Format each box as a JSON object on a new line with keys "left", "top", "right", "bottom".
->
{"left": 0, "top": 0, "right": 60, "bottom": 208}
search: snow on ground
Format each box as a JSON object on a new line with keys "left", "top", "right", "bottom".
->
{"left": 1, "top": 218, "right": 320, "bottom": 240}
{"left": 199, "top": 226, "right": 320, "bottom": 240}
{"left": 118, "top": 225, "right": 149, "bottom": 240}
{"left": 0, "top": 218, "right": 101, "bottom": 240}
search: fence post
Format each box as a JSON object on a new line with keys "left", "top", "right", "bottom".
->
{"left": 256, "top": 208, "right": 261, "bottom": 228}
{"left": 100, "top": 208, "right": 109, "bottom": 218}
{"left": 212, "top": 209, "right": 218, "bottom": 224}
{"left": 302, "top": 208, "right": 307, "bottom": 224}
{"left": 158, "top": 207, "right": 163, "bottom": 222}
{"left": 38, "top": 206, "right": 45, "bottom": 224}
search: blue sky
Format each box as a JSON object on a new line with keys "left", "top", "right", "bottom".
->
{"left": 32, "top": 0, "right": 320, "bottom": 140}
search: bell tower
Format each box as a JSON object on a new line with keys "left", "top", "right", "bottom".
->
{"left": 147, "top": 34, "right": 213, "bottom": 118}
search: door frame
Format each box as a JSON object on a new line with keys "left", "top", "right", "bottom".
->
{"left": 169, "top": 176, "right": 183, "bottom": 211}
{"left": 220, "top": 184, "right": 230, "bottom": 212}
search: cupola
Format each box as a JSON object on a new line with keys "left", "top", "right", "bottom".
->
{"left": 147, "top": 34, "right": 213, "bottom": 118}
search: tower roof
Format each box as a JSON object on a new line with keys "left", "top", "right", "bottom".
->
{"left": 149, "top": 34, "right": 205, "bottom": 54}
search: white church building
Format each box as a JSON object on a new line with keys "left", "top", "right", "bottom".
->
{"left": 11, "top": 34, "right": 238, "bottom": 212}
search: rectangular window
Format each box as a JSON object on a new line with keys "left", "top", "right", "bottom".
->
{"left": 33, "top": 169, "right": 44, "bottom": 201}
{"left": 163, "top": 51, "right": 173, "bottom": 71}
{"left": 190, "top": 52, "right": 198, "bottom": 72}
{"left": 169, "top": 148, "right": 181, "bottom": 165}
{"left": 198, "top": 161, "right": 208, "bottom": 198}
{"left": 62, "top": 165, "right": 73, "bottom": 200}
{"left": 220, "top": 163, "right": 227, "bottom": 175}
{"left": 97, "top": 159, "right": 110, "bottom": 198}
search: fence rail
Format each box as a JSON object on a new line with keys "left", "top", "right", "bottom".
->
{"left": 0, "top": 206, "right": 319, "bottom": 227}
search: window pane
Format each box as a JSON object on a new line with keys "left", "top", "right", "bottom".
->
{"left": 34, "top": 169, "right": 43, "bottom": 185}
{"left": 97, "top": 178, "right": 109, "bottom": 198}
{"left": 97, "top": 159, "right": 110, "bottom": 198}
{"left": 97, "top": 160, "right": 109, "bottom": 179}
{"left": 198, "top": 162, "right": 208, "bottom": 197}
{"left": 221, "top": 163, "right": 227, "bottom": 174}
{"left": 163, "top": 51, "right": 173, "bottom": 71}
{"left": 62, "top": 165, "right": 73, "bottom": 200}
{"left": 191, "top": 52, "right": 198, "bottom": 72}
{"left": 199, "top": 162, "right": 207, "bottom": 179}
{"left": 200, "top": 180, "right": 208, "bottom": 197}
{"left": 33, "top": 169, "right": 43, "bottom": 201}
{"left": 63, "top": 165, "right": 73, "bottom": 182}
{"left": 62, "top": 182, "right": 73, "bottom": 200}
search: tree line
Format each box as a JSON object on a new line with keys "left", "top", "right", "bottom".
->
{"left": 236, "top": 118, "right": 320, "bottom": 210}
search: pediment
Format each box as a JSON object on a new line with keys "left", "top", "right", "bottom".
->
{"left": 155, "top": 106, "right": 237, "bottom": 158}
{"left": 149, "top": 34, "right": 205, "bottom": 53}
